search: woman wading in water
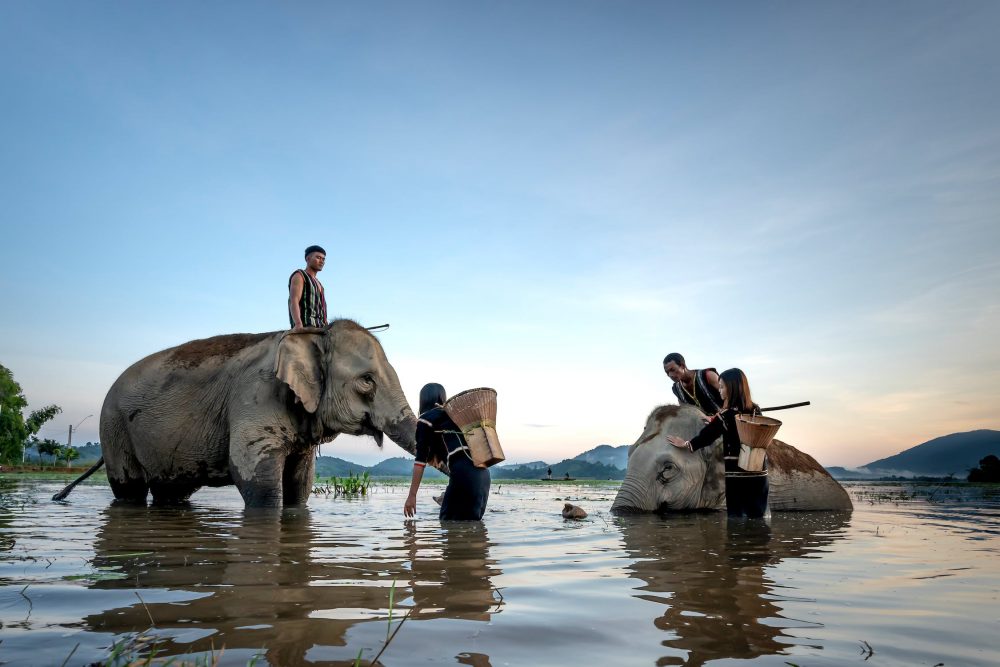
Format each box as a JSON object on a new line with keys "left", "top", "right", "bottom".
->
{"left": 404, "top": 383, "right": 490, "bottom": 520}
{"left": 667, "top": 368, "right": 769, "bottom": 518}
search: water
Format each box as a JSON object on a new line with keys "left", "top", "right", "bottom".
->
{"left": 1, "top": 478, "right": 998, "bottom": 666}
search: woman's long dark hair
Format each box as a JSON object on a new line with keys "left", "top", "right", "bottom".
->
{"left": 719, "top": 368, "right": 755, "bottom": 412}
{"left": 419, "top": 383, "right": 447, "bottom": 415}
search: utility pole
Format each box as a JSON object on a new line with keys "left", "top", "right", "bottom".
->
{"left": 68, "top": 414, "right": 93, "bottom": 449}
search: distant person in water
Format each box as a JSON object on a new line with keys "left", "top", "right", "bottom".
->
{"left": 663, "top": 352, "right": 723, "bottom": 414}
{"left": 288, "top": 245, "right": 328, "bottom": 330}
{"left": 666, "top": 368, "right": 768, "bottom": 518}
{"left": 404, "top": 383, "right": 490, "bottom": 521}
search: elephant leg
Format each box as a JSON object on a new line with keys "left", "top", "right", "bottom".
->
{"left": 230, "top": 432, "right": 287, "bottom": 507}
{"left": 282, "top": 449, "right": 317, "bottom": 505}
{"left": 102, "top": 410, "right": 149, "bottom": 504}
{"left": 149, "top": 479, "right": 199, "bottom": 505}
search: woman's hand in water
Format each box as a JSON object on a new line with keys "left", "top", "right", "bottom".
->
{"left": 404, "top": 493, "right": 417, "bottom": 517}
{"left": 666, "top": 435, "right": 692, "bottom": 451}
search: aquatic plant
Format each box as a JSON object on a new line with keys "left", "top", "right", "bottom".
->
{"left": 313, "top": 471, "right": 372, "bottom": 497}
{"left": 359, "top": 578, "right": 411, "bottom": 666}
{"left": 84, "top": 631, "right": 265, "bottom": 667}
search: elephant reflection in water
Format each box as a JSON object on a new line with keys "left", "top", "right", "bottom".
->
{"left": 83, "top": 505, "right": 500, "bottom": 665}
{"left": 618, "top": 512, "right": 849, "bottom": 667}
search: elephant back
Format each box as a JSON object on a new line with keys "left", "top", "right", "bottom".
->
{"left": 767, "top": 440, "right": 853, "bottom": 511}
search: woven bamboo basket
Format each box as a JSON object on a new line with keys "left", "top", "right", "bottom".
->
{"left": 444, "top": 388, "right": 505, "bottom": 468}
{"left": 735, "top": 414, "right": 782, "bottom": 472}
{"left": 735, "top": 414, "right": 782, "bottom": 448}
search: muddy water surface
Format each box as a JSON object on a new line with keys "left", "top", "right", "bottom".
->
{"left": 1, "top": 479, "right": 998, "bottom": 666}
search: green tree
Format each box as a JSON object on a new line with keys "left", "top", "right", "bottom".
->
{"left": 61, "top": 446, "right": 80, "bottom": 467}
{"left": 0, "top": 364, "right": 61, "bottom": 464}
{"left": 26, "top": 405, "right": 63, "bottom": 437}
{"left": 0, "top": 364, "right": 29, "bottom": 462}
{"left": 35, "top": 438, "right": 61, "bottom": 465}
{"left": 968, "top": 454, "right": 1000, "bottom": 483}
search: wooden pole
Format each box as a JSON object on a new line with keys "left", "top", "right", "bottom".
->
{"left": 760, "top": 401, "right": 810, "bottom": 412}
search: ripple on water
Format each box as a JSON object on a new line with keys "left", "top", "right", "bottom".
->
{"left": 0, "top": 479, "right": 998, "bottom": 666}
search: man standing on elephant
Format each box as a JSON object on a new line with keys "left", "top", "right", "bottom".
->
{"left": 288, "top": 245, "right": 328, "bottom": 330}
{"left": 663, "top": 352, "right": 723, "bottom": 414}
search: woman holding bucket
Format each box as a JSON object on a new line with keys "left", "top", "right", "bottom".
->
{"left": 666, "top": 368, "right": 769, "bottom": 518}
{"left": 404, "top": 383, "right": 491, "bottom": 521}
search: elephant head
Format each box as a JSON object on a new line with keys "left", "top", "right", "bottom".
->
{"left": 612, "top": 405, "right": 726, "bottom": 513}
{"left": 612, "top": 404, "right": 853, "bottom": 513}
{"left": 275, "top": 319, "right": 417, "bottom": 455}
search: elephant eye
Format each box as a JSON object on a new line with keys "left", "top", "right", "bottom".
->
{"left": 357, "top": 374, "right": 377, "bottom": 399}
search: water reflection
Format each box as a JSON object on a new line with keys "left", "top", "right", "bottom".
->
{"left": 82, "top": 504, "right": 501, "bottom": 665}
{"left": 404, "top": 521, "right": 501, "bottom": 622}
{"left": 618, "top": 513, "right": 850, "bottom": 666}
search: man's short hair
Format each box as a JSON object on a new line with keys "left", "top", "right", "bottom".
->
{"left": 305, "top": 245, "right": 326, "bottom": 258}
{"left": 663, "top": 352, "right": 686, "bottom": 367}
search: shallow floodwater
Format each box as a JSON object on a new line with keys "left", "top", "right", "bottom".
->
{"left": 1, "top": 479, "right": 998, "bottom": 666}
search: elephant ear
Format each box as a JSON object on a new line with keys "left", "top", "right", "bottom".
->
{"left": 697, "top": 441, "right": 726, "bottom": 509}
{"left": 275, "top": 332, "right": 325, "bottom": 413}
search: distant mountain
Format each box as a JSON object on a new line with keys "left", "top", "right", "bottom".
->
{"left": 862, "top": 429, "right": 1000, "bottom": 477}
{"left": 314, "top": 456, "right": 369, "bottom": 478}
{"left": 369, "top": 457, "right": 445, "bottom": 478}
{"left": 573, "top": 444, "right": 629, "bottom": 469}
{"left": 501, "top": 460, "right": 548, "bottom": 470}
{"left": 826, "top": 466, "right": 881, "bottom": 480}
{"left": 314, "top": 456, "right": 445, "bottom": 479}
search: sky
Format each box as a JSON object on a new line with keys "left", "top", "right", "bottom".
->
{"left": 1, "top": 1, "right": 998, "bottom": 468}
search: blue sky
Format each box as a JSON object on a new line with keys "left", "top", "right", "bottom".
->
{"left": 2, "top": 1, "right": 998, "bottom": 468}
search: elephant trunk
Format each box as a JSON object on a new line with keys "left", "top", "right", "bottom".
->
{"left": 612, "top": 477, "right": 655, "bottom": 514}
{"left": 384, "top": 412, "right": 418, "bottom": 456}
{"left": 374, "top": 393, "right": 418, "bottom": 457}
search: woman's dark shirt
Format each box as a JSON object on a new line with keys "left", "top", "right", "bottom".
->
{"left": 689, "top": 404, "right": 762, "bottom": 470}
{"left": 415, "top": 407, "right": 466, "bottom": 465}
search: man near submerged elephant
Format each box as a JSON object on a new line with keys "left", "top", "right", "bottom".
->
{"left": 288, "top": 245, "right": 328, "bottom": 330}
{"left": 664, "top": 352, "right": 723, "bottom": 414}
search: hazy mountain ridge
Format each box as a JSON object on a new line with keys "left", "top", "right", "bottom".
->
{"left": 859, "top": 429, "right": 1000, "bottom": 477}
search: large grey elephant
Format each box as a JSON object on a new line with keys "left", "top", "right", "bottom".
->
{"left": 611, "top": 404, "right": 852, "bottom": 513}
{"left": 53, "top": 319, "right": 417, "bottom": 507}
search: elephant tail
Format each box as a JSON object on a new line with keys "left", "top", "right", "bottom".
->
{"left": 52, "top": 457, "right": 105, "bottom": 501}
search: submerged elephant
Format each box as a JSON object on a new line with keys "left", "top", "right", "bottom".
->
{"left": 54, "top": 319, "right": 417, "bottom": 506}
{"left": 611, "top": 404, "right": 852, "bottom": 513}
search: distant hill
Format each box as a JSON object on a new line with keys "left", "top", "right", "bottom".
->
{"left": 369, "top": 457, "right": 445, "bottom": 478}
{"left": 573, "top": 444, "right": 629, "bottom": 469}
{"left": 826, "top": 466, "right": 881, "bottom": 480}
{"left": 314, "top": 455, "right": 446, "bottom": 479}
{"left": 314, "top": 456, "right": 370, "bottom": 478}
{"left": 862, "top": 429, "right": 1000, "bottom": 477}
{"left": 501, "top": 460, "right": 547, "bottom": 470}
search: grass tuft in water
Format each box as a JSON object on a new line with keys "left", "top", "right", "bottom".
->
{"left": 313, "top": 471, "right": 372, "bottom": 497}
{"left": 87, "top": 632, "right": 264, "bottom": 667}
